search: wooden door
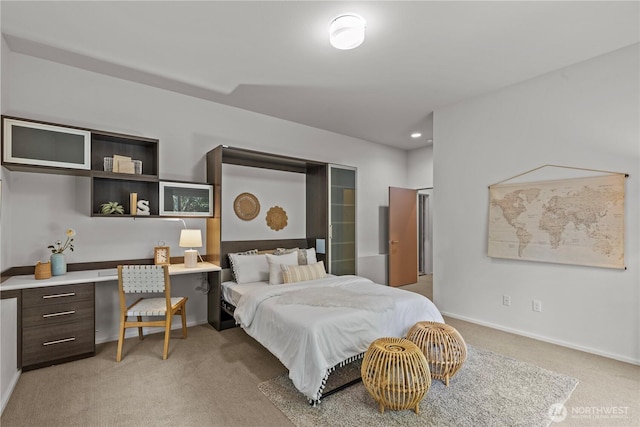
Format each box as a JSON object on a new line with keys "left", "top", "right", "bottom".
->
{"left": 388, "top": 187, "right": 418, "bottom": 287}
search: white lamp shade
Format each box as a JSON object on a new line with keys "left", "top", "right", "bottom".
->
{"left": 179, "top": 229, "right": 202, "bottom": 248}
{"left": 329, "top": 14, "right": 366, "bottom": 50}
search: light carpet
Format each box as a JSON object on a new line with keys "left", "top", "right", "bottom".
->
{"left": 258, "top": 345, "right": 579, "bottom": 427}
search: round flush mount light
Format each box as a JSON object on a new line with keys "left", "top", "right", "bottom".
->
{"left": 329, "top": 14, "right": 366, "bottom": 50}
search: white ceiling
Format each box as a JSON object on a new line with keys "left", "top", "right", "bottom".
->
{"left": 1, "top": 1, "right": 638, "bottom": 150}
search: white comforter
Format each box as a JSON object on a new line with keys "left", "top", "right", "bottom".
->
{"left": 233, "top": 275, "right": 444, "bottom": 402}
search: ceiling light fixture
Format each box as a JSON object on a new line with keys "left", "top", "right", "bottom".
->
{"left": 411, "top": 132, "right": 422, "bottom": 138}
{"left": 329, "top": 14, "right": 366, "bottom": 50}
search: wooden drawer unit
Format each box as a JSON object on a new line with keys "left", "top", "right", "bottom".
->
{"left": 22, "top": 283, "right": 95, "bottom": 370}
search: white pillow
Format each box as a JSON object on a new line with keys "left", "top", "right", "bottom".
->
{"left": 304, "top": 247, "right": 318, "bottom": 265}
{"left": 229, "top": 253, "right": 269, "bottom": 284}
{"left": 227, "top": 249, "right": 258, "bottom": 281}
{"left": 266, "top": 252, "right": 299, "bottom": 285}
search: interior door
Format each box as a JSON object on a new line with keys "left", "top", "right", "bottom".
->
{"left": 388, "top": 187, "right": 418, "bottom": 287}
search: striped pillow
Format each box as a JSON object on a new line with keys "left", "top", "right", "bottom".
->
{"left": 281, "top": 261, "right": 326, "bottom": 284}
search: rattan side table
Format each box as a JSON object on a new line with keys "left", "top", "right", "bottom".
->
{"left": 361, "top": 337, "right": 431, "bottom": 414}
{"left": 407, "top": 321, "right": 467, "bottom": 386}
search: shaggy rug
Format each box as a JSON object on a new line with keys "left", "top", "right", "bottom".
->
{"left": 258, "top": 345, "right": 578, "bottom": 427}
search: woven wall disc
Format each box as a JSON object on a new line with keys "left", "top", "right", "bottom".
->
{"left": 266, "top": 206, "right": 288, "bottom": 231}
{"left": 234, "top": 192, "right": 260, "bottom": 221}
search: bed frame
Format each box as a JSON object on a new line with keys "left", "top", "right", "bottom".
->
{"left": 210, "top": 238, "right": 362, "bottom": 405}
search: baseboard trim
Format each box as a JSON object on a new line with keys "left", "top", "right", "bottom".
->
{"left": 1, "top": 369, "right": 20, "bottom": 416}
{"left": 441, "top": 311, "right": 640, "bottom": 366}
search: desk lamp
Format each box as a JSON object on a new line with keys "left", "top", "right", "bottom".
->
{"left": 179, "top": 229, "right": 202, "bottom": 268}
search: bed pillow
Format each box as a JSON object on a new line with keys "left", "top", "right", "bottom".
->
{"left": 281, "top": 261, "right": 326, "bottom": 284}
{"left": 228, "top": 249, "right": 258, "bottom": 282}
{"left": 274, "top": 247, "right": 317, "bottom": 265}
{"left": 301, "top": 248, "right": 318, "bottom": 265}
{"left": 229, "top": 253, "right": 269, "bottom": 284}
{"left": 266, "top": 252, "right": 299, "bottom": 285}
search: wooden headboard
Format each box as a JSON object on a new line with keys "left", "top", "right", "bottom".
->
{"left": 220, "top": 238, "right": 310, "bottom": 269}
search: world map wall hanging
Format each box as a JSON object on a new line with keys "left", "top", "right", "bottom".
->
{"left": 488, "top": 165, "right": 626, "bottom": 269}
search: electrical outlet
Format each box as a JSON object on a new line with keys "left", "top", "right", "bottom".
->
{"left": 502, "top": 295, "right": 511, "bottom": 306}
{"left": 532, "top": 300, "right": 542, "bottom": 312}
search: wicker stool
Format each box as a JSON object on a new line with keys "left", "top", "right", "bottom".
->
{"left": 361, "top": 337, "right": 431, "bottom": 414}
{"left": 407, "top": 321, "right": 467, "bottom": 386}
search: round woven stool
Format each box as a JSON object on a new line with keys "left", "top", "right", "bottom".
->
{"left": 407, "top": 321, "right": 467, "bottom": 386}
{"left": 361, "top": 337, "right": 431, "bottom": 414}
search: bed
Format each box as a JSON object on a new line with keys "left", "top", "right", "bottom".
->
{"left": 218, "top": 240, "right": 444, "bottom": 404}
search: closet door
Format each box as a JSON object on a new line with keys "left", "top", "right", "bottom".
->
{"left": 328, "top": 165, "right": 357, "bottom": 275}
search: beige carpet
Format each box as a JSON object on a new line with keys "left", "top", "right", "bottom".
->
{"left": 258, "top": 345, "right": 579, "bottom": 427}
{"left": 2, "top": 275, "right": 638, "bottom": 426}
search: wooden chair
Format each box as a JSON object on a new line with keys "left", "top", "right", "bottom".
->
{"left": 116, "top": 265, "right": 188, "bottom": 361}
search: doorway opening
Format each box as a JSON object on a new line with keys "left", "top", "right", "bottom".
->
{"left": 418, "top": 188, "right": 433, "bottom": 276}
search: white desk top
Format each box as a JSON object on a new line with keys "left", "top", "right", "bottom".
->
{"left": 0, "top": 262, "right": 221, "bottom": 292}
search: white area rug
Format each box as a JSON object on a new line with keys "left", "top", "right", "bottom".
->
{"left": 258, "top": 345, "right": 578, "bottom": 427}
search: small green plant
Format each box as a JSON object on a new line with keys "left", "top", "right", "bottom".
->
{"left": 100, "top": 201, "right": 125, "bottom": 215}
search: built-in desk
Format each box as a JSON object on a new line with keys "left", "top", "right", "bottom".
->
{"left": 0, "top": 262, "right": 221, "bottom": 291}
{"left": 0, "top": 262, "right": 221, "bottom": 372}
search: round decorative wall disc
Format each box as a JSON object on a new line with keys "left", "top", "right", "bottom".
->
{"left": 234, "top": 192, "right": 260, "bottom": 221}
{"left": 266, "top": 206, "right": 288, "bottom": 231}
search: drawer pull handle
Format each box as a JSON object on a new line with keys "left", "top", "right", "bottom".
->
{"left": 42, "top": 310, "right": 76, "bottom": 318}
{"left": 43, "top": 337, "right": 76, "bottom": 346}
{"left": 42, "top": 292, "right": 75, "bottom": 299}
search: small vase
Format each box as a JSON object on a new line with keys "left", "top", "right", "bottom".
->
{"left": 50, "top": 253, "right": 67, "bottom": 276}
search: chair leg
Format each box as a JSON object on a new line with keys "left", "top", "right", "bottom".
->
{"left": 181, "top": 305, "right": 188, "bottom": 339}
{"left": 137, "top": 316, "right": 144, "bottom": 340}
{"left": 162, "top": 315, "right": 172, "bottom": 360}
{"left": 116, "top": 315, "right": 126, "bottom": 362}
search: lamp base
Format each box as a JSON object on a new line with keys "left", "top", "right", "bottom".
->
{"left": 184, "top": 250, "right": 198, "bottom": 268}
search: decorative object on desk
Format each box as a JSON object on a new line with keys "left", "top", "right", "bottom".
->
{"left": 179, "top": 229, "right": 202, "bottom": 268}
{"left": 100, "top": 201, "right": 125, "bottom": 215}
{"left": 266, "top": 206, "right": 288, "bottom": 231}
{"left": 47, "top": 228, "right": 75, "bottom": 254}
{"left": 34, "top": 261, "right": 52, "bottom": 280}
{"left": 50, "top": 253, "right": 67, "bottom": 276}
{"left": 136, "top": 199, "right": 150, "bottom": 215}
{"left": 234, "top": 192, "right": 260, "bottom": 220}
{"left": 154, "top": 246, "right": 170, "bottom": 265}
{"left": 47, "top": 227, "right": 75, "bottom": 276}
{"left": 129, "top": 193, "right": 137, "bottom": 216}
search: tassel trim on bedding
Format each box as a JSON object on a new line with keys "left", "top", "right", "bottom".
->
{"left": 308, "top": 352, "right": 365, "bottom": 406}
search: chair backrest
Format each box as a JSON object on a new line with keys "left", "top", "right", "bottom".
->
{"left": 118, "top": 265, "right": 169, "bottom": 294}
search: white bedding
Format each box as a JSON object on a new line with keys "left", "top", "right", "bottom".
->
{"left": 233, "top": 274, "right": 444, "bottom": 402}
{"left": 221, "top": 280, "right": 267, "bottom": 307}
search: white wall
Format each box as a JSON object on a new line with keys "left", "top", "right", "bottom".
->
{"left": 0, "top": 297, "right": 19, "bottom": 414}
{"left": 407, "top": 145, "right": 434, "bottom": 189}
{"left": 433, "top": 44, "right": 640, "bottom": 364}
{"left": 1, "top": 49, "right": 411, "bottom": 342}
{"left": 221, "top": 164, "right": 305, "bottom": 241}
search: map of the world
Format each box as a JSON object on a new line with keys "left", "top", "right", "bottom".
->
{"left": 488, "top": 174, "right": 625, "bottom": 269}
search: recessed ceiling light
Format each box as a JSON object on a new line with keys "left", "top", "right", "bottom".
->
{"left": 411, "top": 132, "right": 422, "bottom": 138}
{"left": 427, "top": 139, "right": 433, "bottom": 143}
{"left": 329, "top": 14, "right": 366, "bottom": 50}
